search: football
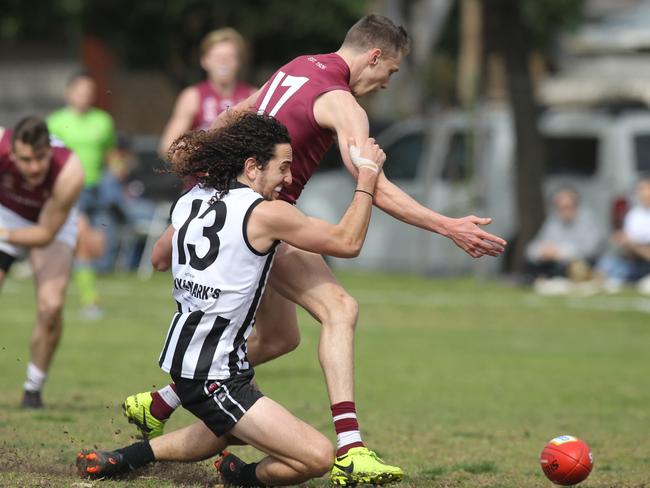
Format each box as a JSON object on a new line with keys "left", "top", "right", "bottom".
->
{"left": 540, "top": 435, "right": 593, "bottom": 485}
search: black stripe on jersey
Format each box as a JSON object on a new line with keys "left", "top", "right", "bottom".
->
{"left": 159, "top": 312, "right": 182, "bottom": 368}
{"left": 193, "top": 315, "right": 231, "bottom": 379}
{"left": 170, "top": 310, "right": 205, "bottom": 376}
{"left": 227, "top": 249, "right": 276, "bottom": 376}
{"left": 242, "top": 198, "right": 279, "bottom": 256}
{"left": 169, "top": 186, "right": 194, "bottom": 220}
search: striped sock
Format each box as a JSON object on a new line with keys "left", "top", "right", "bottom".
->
{"left": 331, "top": 401, "right": 365, "bottom": 457}
{"left": 150, "top": 383, "right": 181, "bottom": 420}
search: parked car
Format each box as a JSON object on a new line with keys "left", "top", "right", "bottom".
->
{"left": 297, "top": 104, "right": 650, "bottom": 274}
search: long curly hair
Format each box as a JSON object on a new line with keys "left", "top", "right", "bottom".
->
{"left": 168, "top": 112, "right": 291, "bottom": 193}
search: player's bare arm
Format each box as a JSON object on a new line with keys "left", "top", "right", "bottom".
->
{"left": 151, "top": 224, "right": 175, "bottom": 271}
{"left": 249, "top": 139, "right": 384, "bottom": 257}
{"left": 1, "top": 153, "right": 83, "bottom": 248}
{"left": 314, "top": 90, "right": 506, "bottom": 258}
{"left": 158, "top": 87, "right": 201, "bottom": 157}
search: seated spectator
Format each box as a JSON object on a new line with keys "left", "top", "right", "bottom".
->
{"left": 596, "top": 175, "right": 650, "bottom": 292}
{"left": 526, "top": 186, "right": 605, "bottom": 287}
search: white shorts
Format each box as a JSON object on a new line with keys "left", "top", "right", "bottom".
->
{"left": 0, "top": 203, "right": 78, "bottom": 258}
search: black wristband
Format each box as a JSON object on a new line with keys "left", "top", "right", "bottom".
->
{"left": 355, "top": 189, "right": 374, "bottom": 198}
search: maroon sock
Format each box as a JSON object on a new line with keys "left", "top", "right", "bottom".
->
{"left": 149, "top": 384, "right": 177, "bottom": 420}
{"left": 331, "top": 401, "right": 365, "bottom": 457}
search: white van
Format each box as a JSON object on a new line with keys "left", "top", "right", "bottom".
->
{"left": 297, "top": 105, "right": 650, "bottom": 274}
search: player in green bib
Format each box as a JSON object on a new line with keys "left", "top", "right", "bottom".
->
{"left": 47, "top": 72, "right": 117, "bottom": 318}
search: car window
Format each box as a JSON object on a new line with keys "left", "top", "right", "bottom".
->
{"left": 634, "top": 134, "right": 650, "bottom": 173}
{"left": 544, "top": 136, "right": 599, "bottom": 175}
{"left": 441, "top": 131, "right": 475, "bottom": 183}
{"left": 383, "top": 132, "right": 424, "bottom": 181}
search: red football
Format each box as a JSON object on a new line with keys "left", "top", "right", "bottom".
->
{"left": 540, "top": 435, "right": 593, "bottom": 485}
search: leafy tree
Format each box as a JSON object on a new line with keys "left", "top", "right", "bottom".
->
{"left": 81, "top": 0, "right": 366, "bottom": 87}
{"left": 484, "top": 0, "right": 584, "bottom": 273}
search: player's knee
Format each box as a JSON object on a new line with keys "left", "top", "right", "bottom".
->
{"left": 280, "top": 327, "right": 301, "bottom": 354}
{"left": 334, "top": 293, "right": 358, "bottom": 327}
{"left": 262, "top": 327, "right": 300, "bottom": 358}
{"left": 303, "top": 439, "right": 334, "bottom": 477}
{"left": 37, "top": 298, "right": 64, "bottom": 328}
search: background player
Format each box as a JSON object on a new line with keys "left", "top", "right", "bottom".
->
{"left": 48, "top": 72, "right": 118, "bottom": 318}
{"left": 124, "top": 14, "right": 507, "bottom": 485}
{"left": 158, "top": 27, "right": 256, "bottom": 157}
{"left": 77, "top": 113, "right": 393, "bottom": 487}
{"left": 0, "top": 117, "right": 84, "bottom": 408}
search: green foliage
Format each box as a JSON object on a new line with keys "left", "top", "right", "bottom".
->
{"left": 1, "top": 271, "right": 650, "bottom": 487}
{"left": 81, "top": 0, "right": 366, "bottom": 85}
{"left": 521, "top": 0, "right": 585, "bottom": 47}
{"left": 0, "top": 1, "right": 365, "bottom": 87}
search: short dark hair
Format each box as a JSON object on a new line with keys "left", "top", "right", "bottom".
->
{"left": 168, "top": 112, "right": 291, "bottom": 193}
{"left": 342, "top": 14, "right": 410, "bottom": 57}
{"left": 67, "top": 70, "right": 94, "bottom": 87}
{"left": 12, "top": 116, "right": 50, "bottom": 150}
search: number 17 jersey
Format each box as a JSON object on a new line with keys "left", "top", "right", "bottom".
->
{"left": 159, "top": 184, "right": 276, "bottom": 381}
{"left": 254, "top": 53, "right": 351, "bottom": 204}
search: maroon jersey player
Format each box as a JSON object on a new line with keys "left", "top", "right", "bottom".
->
{"left": 158, "top": 27, "right": 256, "bottom": 156}
{"left": 124, "top": 14, "right": 507, "bottom": 487}
{"left": 0, "top": 117, "right": 84, "bottom": 409}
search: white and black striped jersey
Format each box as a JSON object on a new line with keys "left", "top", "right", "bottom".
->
{"left": 159, "top": 183, "right": 277, "bottom": 380}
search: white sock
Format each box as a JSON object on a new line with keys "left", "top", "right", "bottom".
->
{"left": 157, "top": 384, "right": 181, "bottom": 409}
{"left": 24, "top": 362, "right": 47, "bottom": 392}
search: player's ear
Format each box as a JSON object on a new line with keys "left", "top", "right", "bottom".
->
{"left": 369, "top": 48, "right": 382, "bottom": 66}
{"left": 243, "top": 157, "right": 259, "bottom": 180}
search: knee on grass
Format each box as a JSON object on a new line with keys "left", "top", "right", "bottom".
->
{"left": 293, "top": 439, "right": 334, "bottom": 478}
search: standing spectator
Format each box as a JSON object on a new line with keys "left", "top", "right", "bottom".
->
{"left": 158, "top": 27, "right": 256, "bottom": 157}
{"left": 526, "top": 186, "right": 605, "bottom": 286}
{"left": 597, "top": 175, "right": 650, "bottom": 291}
{"left": 47, "top": 72, "right": 117, "bottom": 318}
{"left": 0, "top": 117, "right": 84, "bottom": 408}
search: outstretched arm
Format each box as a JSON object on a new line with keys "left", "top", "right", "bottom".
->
{"left": 158, "top": 87, "right": 200, "bottom": 158}
{"left": 0, "top": 153, "right": 84, "bottom": 247}
{"left": 249, "top": 138, "right": 385, "bottom": 258}
{"left": 313, "top": 90, "right": 506, "bottom": 258}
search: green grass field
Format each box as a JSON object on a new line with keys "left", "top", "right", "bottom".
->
{"left": 1, "top": 270, "right": 649, "bottom": 487}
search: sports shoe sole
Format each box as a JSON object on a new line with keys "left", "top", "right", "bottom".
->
{"left": 331, "top": 471, "right": 403, "bottom": 486}
{"left": 76, "top": 450, "right": 120, "bottom": 479}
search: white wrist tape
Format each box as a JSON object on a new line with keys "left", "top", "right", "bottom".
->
{"left": 349, "top": 145, "right": 379, "bottom": 173}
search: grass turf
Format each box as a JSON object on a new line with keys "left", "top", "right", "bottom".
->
{"left": 1, "top": 270, "right": 649, "bottom": 487}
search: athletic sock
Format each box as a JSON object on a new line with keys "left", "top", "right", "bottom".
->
{"left": 238, "top": 463, "right": 265, "bottom": 487}
{"left": 74, "top": 264, "right": 99, "bottom": 307}
{"left": 331, "top": 401, "right": 365, "bottom": 457}
{"left": 150, "top": 383, "right": 181, "bottom": 420}
{"left": 220, "top": 457, "right": 265, "bottom": 488}
{"left": 23, "top": 362, "right": 47, "bottom": 392}
{"left": 116, "top": 441, "right": 155, "bottom": 470}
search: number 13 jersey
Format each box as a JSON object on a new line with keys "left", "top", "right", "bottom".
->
{"left": 159, "top": 183, "right": 277, "bottom": 381}
{"left": 254, "top": 53, "right": 351, "bottom": 204}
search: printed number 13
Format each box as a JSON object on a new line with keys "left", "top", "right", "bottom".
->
{"left": 257, "top": 70, "right": 309, "bottom": 117}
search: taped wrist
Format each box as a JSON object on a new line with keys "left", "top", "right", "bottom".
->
{"left": 349, "top": 145, "right": 378, "bottom": 173}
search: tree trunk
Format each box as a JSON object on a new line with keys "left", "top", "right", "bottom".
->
{"left": 486, "top": 2, "right": 546, "bottom": 274}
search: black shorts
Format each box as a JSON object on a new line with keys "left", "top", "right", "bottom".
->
{"left": 0, "top": 250, "right": 15, "bottom": 272}
{"left": 172, "top": 369, "right": 263, "bottom": 437}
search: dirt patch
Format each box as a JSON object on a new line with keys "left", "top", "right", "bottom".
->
{"left": 0, "top": 447, "right": 218, "bottom": 487}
